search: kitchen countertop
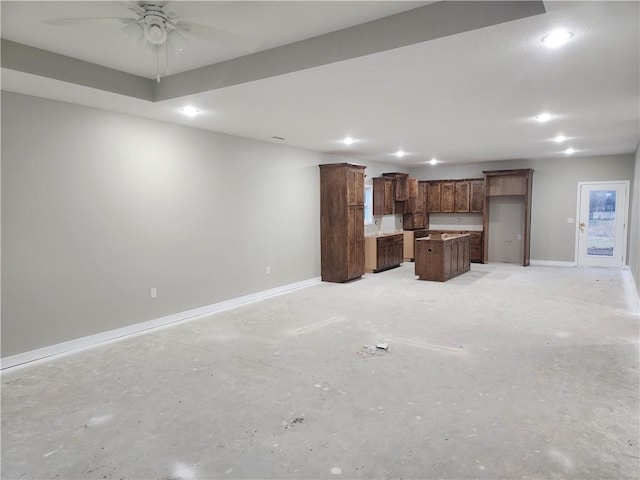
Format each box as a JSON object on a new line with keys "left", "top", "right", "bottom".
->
{"left": 417, "top": 233, "right": 471, "bottom": 241}
{"left": 365, "top": 231, "right": 404, "bottom": 238}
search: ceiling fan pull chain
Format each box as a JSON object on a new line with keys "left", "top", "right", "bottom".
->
{"left": 165, "top": 44, "right": 170, "bottom": 76}
{"left": 155, "top": 44, "right": 160, "bottom": 83}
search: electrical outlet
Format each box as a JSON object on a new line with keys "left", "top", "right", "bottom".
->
{"left": 150, "top": 288, "right": 157, "bottom": 299}
{"left": 266, "top": 266, "right": 271, "bottom": 274}
{"left": 517, "top": 234, "right": 522, "bottom": 240}
{"left": 505, "top": 241, "right": 512, "bottom": 246}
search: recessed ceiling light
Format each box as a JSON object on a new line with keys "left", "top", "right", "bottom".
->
{"left": 181, "top": 106, "right": 199, "bottom": 117}
{"left": 430, "top": 158, "right": 438, "bottom": 165}
{"left": 343, "top": 137, "right": 355, "bottom": 146}
{"left": 535, "top": 112, "right": 554, "bottom": 122}
{"left": 541, "top": 30, "right": 574, "bottom": 48}
{"left": 565, "top": 147, "right": 575, "bottom": 155}
{"left": 554, "top": 135, "right": 567, "bottom": 143}
{"left": 395, "top": 150, "right": 406, "bottom": 158}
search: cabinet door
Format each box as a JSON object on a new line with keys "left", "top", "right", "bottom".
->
{"left": 373, "top": 177, "right": 394, "bottom": 215}
{"left": 470, "top": 180, "right": 484, "bottom": 212}
{"left": 427, "top": 182, "right": 441, "bottom": 212}
{"left": 405, "top": 195, "right": 417, "bottom": 214}
{"left": 347, "top": 206, "right": 364, "bottom": 278}
{"left": 376, "top": 237, "right": 387, "bottom": 270}
{"left": 393, "top": 236, "right": 404, "bottom": 265}
{"left": 395, "top": 175, "right": 409, "bottom": 201}
{"left": 404, "top": 213, "right": 426, "bottom": 229}
{"left": 408, "top": 177, "right": 418, "bottom": 198}
{"left": 347, "top": 168, "right": 364, "bottom": 206}
{"left": 440, "top": 182, "right": 455, "bottom": 212}
{"left": 454, "top": 181, "right": 470, "bottom": 212}
{"left": 416, "top": 182, "right": 427, "bottom": 214}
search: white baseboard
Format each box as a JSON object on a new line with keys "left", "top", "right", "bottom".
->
{"left": 1, "top": 277, "right": 322, "bottom": 372}
{"left": 529, "top": 260, "right": 577, "bottom": 267}
{"left": 623, "top": 267, "right": 640, "bottom": 315}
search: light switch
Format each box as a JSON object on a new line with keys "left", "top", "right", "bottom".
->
{"left": 567, "top": 218, "right": 574, "bottom": 224}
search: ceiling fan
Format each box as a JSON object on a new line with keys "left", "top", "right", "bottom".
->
{"left": 44, "top": 1, "right": 259, "bottom": 82}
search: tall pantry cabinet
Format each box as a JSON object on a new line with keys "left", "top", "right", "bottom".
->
{"left": 319, "top": 163, "right": 366, "bottom": 283}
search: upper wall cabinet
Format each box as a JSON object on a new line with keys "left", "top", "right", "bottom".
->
{"left": 454, "top": 181, "right": 470, "bottom": 212}
{"left": 403, "top": 180, "right": 428, "bottom": 229}
{"left": 427, "top": 179, "right": 484, "bottom": 214}
{"left": 408, "top": 177, "right": 419, "bottom": 198}
{"left": 427, "top": 182, "right": 442, "bottom": 212}
{"left": 373, "top": 177, "right": 394, "bottom": 215}
{"left": 382, "top": 172, "right": 409, "bottom": 201}
{"left": 470, "top": 180, "right": 484, "bottom": 212}
{"left": 440, "top": 182, "right": 456, "bottom": 212}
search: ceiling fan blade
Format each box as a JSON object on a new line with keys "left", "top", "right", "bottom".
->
{"left": 118, "top": 1, "right": 145, "bottom": 16}
{"left": 172, "top": 20, "right": 259, "bottom": 52}
{"left": 44, "top": 17, "right": 136, "bottom": 26}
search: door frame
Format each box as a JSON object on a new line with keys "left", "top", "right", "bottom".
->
{"left": 574, "top": 180, "right": 630, "bottom": 267}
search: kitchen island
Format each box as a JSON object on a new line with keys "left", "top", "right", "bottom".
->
{"left": 415, "top": 233, "right": 471, "bottom": 281}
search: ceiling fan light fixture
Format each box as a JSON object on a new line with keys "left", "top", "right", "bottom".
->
{"left": 144, "top": 17, "right": 167, "bottom": 45}
{"left": 123, "top": 22, "right": 144, "bottom": 45}
{"left": 167, "top": 30, "right": 187, "bottom": 55}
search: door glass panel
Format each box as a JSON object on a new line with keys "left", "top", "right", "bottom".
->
{"left": 587, "top": 190, "right": 616, "bottom": 257}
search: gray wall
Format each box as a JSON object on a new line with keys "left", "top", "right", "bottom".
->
{"left": 3, "top": 91, "right": 637, "bottom": 359}
{"left": 410, "top": 155, "right": 636, "bottom": 264}
{"left": 630, "top": 145, "right": 640, "bottom": 300}
{"left": 1, "top": 91, "right": 399, "bottom": 357}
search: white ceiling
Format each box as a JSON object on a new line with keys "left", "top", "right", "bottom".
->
{"left": 1, "top": 1, "right": 639, "bottom": 166}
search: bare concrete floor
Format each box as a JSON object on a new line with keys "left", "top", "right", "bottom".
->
{"left": 2, "top": 263, "right": 639, "bottom": 480}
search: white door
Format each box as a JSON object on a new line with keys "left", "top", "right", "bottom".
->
{"left": 577, "top": 181, "right": 629, "bottom": 267}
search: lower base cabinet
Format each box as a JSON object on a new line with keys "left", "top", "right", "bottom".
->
{"left": 365, "top": 233, "right": 404, "bottom": 273}
{"left": 403, "top": 229, "right": 429, "bottom": 261}
{"left": 415, "top": 234, "right": 471, "bottom": 282}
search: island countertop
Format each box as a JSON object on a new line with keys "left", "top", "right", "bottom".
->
{"left": 417, "top": 233, "right": 471, "bottom": 241}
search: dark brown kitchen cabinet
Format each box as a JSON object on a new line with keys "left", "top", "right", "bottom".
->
{"left": 403, "top": 181, "right": 428, "bottom": 229}
{"left": 408, "top": 177, "right": 418, "bottom": 198}
{"left": 373, "top": 177, "right": 394, "bottom": 215}
{"left": 468, "top": 231, "right": 483, "bottom": 263}
{"left": 427, "top": 182, "right": 442, "bottom": 212}
{"left": 454, "top": 181, "right": 470, "bottom": 212}
{"left": 319, "top": 163, "right": 366, "bottom": 283}
{"left": 470, "top": 180, "right": 484, "bottom": 213}
{"left": 428, "top": 178, "right": 484, "bottom": 214}
{"left": 365, "top": 233, "right": 403, "bottom": 273}
{"left": 383, "top": 172, "right": 409, "bottom": 201}
{"left": 415, "top": 234, "right": 471, "bottom": 282}
{"left": 440, "top": 182, "right": 455, "bottom": 212}
{"left": 424, "top": 229, "right": 483, "bottom": 263}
